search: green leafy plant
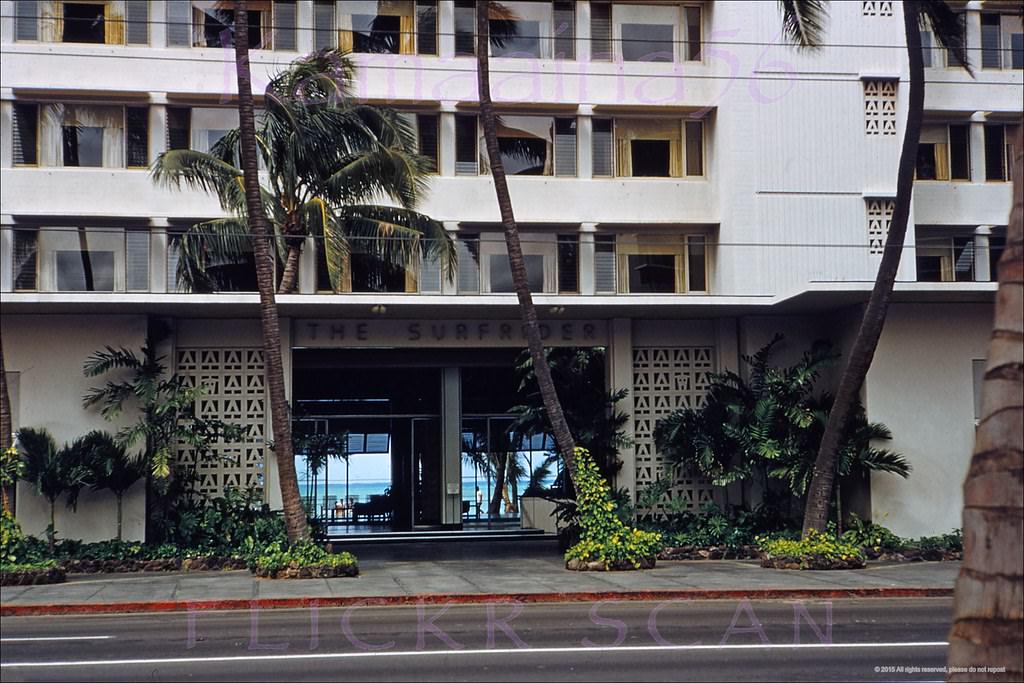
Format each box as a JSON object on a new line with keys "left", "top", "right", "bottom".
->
{"left": 654, "top": 336, "right": 911, "bottom": 520}
{"left": 17, "top": 427, "right": 93, "bottom": 552}
{"left": 254, "top": 541, "right": 357, "bottom": 578}
{"left": 79, "top": 431, "right": 147, "bottom": 541}
{"left": 840, "top": 514, "right": 905, "bottom": 553}
{"left": 757, "top": 528, "right": 866, "bottom": 569}
{"left": 1, "top": 445, "right": 24, "bottom": 514}
{"left": 564, "top": 448, "right": 662, "bottom": 569}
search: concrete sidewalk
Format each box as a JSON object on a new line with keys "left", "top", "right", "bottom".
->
{"left": 1, "top": 542, "right": 960, "bottom": 615}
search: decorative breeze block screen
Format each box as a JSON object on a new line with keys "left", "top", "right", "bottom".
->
{"left": 175, "top": 347, "right": 267, "bottom": 497}
{"left": 633, "top": 347, "right": 717, "bottom": 516}
{"left": 863, "top": 80, "right": 897, "bottom": 135}
{"left": 862, "top": 1, "right": 893, "bottom": 17}
{"left": 866, "top": 199, "right": 895, "bottom": 255}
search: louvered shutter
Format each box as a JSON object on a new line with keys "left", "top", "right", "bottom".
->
{"left": 126, "top": 231, "right": 151, "bottom": 291}
{"left": 167, "top": 0, "right": 191, "bottom": 46}
{"left": 591, "top": 1, "right": 612, "bottom": 61}
{"left": 554, "top": 117, "right": 577, "bottom": 177}
{"left": 274, "top": 1, "right": 297, "bottom": 51}
{"left": 125, "top": 0, "right": 149, "bottom": 45}
{"left": 592, "top": 118, "right": 613, "bottom": 177}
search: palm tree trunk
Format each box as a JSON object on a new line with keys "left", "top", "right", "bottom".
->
{"left": 0, "top": 327, "right": 14, "bottom": 514}
{"left": 801, "top": 0, "right": 925, "bottom": 536}
{"left": 115, "top": 493, "right": 123, "bottom": 541}
{"left": 278, "top": 246, "right": 302, "bottom": 294}
{"left": 947, "top": 126, "right": 1024, "bottom": 682}
{"left": 233, "top": 2, "right": 308, "bottom": 543}
{"left": 489, "top": 453, "right": 506, "bottom": 516}
{"left": 476, "top": 2, "right": 577, "bottom": 483}
{"left": 77, "top": 226, "right": 95, "bottom": 291}
{"left": 48, "top": 498, "right": 55, "bottom": 553}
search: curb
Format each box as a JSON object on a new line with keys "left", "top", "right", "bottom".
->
{"left": 0, "top": 587, "right": 953, "bottom": 616}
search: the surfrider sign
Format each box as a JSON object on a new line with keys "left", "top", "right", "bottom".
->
{"left": 293, "top": 319, "right": 610, "bottom": 348}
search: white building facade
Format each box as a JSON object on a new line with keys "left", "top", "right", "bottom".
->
{"left": 1, "top": 0, "right": 1020, "bottom": 541}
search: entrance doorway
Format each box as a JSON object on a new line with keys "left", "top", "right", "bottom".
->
{"left": 292, "top": 359, "right": 443, "bottom": 532}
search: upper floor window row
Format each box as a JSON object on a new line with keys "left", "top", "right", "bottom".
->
{"left": 13, "top": 1, "right": 703, "bottom": 63}
{"left": 12, "top": 102, "right": 149, "bottom": 168}
{"left": 915, "top": 122, "right": 1019, "bottom": 183}
{"left": 921, "top": 12, "right": 1023, "bottom": 70}
{"left": 454, "top": 114, "right": 704, "bottom": 178}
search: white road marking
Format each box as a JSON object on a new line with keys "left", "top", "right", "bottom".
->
{"left": 1, "top": 641, "right": 949, "bottom": 668}
{"left": 0, "top": 636, "right": 115, "bottom": 643}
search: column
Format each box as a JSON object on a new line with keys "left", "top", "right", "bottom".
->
{"left": 149, "top": 0, "right": 167, "bottom": 48}
{"left": 439, "top": 102, "right": 457, "bottom": 177}
{"left": 438, "top": 0, "right": 455, "bottom": 60}
{"left": 965, "top": 2, "right": 982, "bottom": 70}
{"left": 579, "top": 223, "right": 596, "bottom": 295}
{"left": 0, "top": 98, "right": 13, "bottom": 169}
{"left": 576, "top": 0, "right": 591, "bottom": 63}
{"left": 969, "top": 111, "right": 987, "bottom": 181}
{"left": 974, "top": 225, "right": 992, "bottom": 282}
{"left": 296, "top": 0, "right": 315, "bottom": 54}
{"left": 609, "top": 318, "right": 635, "bottom": 502}
{"left": 299, "top": 236, "right": 316, "bottom": 293}
{"left": 577, "top": 105, "right": 593, "bottom": 180}
{"left": 150, "top": 219, "right": 168, "bottom": 293}
{"left": 0, "top": 215, "right": 13, "bottom": 293}
{"left": 441, "top": 367, "right": 462, "bottom": 526}
{"left": 148, "top": 95, "right": 168, "bottom": 165}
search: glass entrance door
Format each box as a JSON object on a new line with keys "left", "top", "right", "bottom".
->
{"left": 411, "top": 417, "right": 443, "bottom": 527}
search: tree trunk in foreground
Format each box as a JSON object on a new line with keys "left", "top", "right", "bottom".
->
{"left": 476, "top": 2, "right": 577, "bottom": 482}
{"left": 0, "top": 327, "right": 14, "bottom": 514}
{"left": 278, "top": 246, "right": 302, "bottom": 294}
{"left": 233, "top": 2, "right": 308, "bottom": 542}
{"left": 802, "top": 1, "right": 925, "bottom": 535}
{"left": 947, "top": 126, "right": 1024, "bottom": 682}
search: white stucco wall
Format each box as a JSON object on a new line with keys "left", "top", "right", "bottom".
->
{"left": 3, "top": 314, "right": 148, "bottom": 541}
{"left": 865, "top": 302, "right": 993, "bottom": 538}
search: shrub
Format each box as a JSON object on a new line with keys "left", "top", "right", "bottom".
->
{"left": 1, "top": 509, "right": 26, "bottom": 564}
{"left": 757, "top": 529, "right": 866, "bottom": 570}
{"left": 253, "top": 541, "right": 358, "bottom": 579}
{"left": 840, "top": 514, "right": 904, "bottom": 553}
{"left": 564, "top": 448, "right": 662, "bottom": 569}
{"left": 0, "top": 559, "right": 66, "bottom": 586}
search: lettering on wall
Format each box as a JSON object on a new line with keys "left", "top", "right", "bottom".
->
{"left": 294, "top": 320, "right": 608, "bottom": 347}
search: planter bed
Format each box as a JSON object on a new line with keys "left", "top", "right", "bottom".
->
{"left": 1, "top": 565, "right": 67, "bottom": 586}
{"left": 59, "top": 556, "right": 249, "bottom": 574}
{"left": 657, "top": 545, "right": 759, "bottom": 561}
{"left": 566, "top": 557, "right": 657, "bottom": 571}
{"left": 759, "top": 553, "right": 865, "bottom": 570}
{"left": 252, "top": 563, "right": 359, "bottom": 579}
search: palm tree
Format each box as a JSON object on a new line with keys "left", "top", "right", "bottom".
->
{"left": 475, "top": 1, "right": 579, "bottom": 483}
{"left": 802, "top": 1, "right": 970, "bottom": 535}
{"left": 230, "top": 1, "right": 306, "bottom": 542}
{"left": 17, "top": 427, "right": 91, "bottom": 552}
{"left": 947, "top": 128, "right": 1023, "bottom": 681}
{"left": 0, "top": 328, "right": 13, "bottom": 512}
{"left": 81, "top": 430, "right": 146, "bottom": 541}
{"left": 152, "top": 51, "right": 454, "bottom": 295}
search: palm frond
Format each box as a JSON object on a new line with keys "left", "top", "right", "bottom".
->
{"left": 82, "top": 346, "right": 142, "bottom": 377}
{"left": 151, "top": 149, "right": 246, "bottom": 214}
{"left": 174, "top": 218, "right": 254, "bottom": 293}
{"left": 778, "top": 0, "right": 828, "bottom": 50}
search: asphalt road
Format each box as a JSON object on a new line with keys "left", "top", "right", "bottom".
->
{"left": 0, "top": 598, "right": 953, "bottom": 682}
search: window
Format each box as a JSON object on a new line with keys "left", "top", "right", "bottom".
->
{"left": 350, "top": 251, "right": 411, "bottom": 293}
{"left": 949, "top": 124, "right": 970, "bottom": 180}
{"left": 614, "top": 119, "right": 702, "bottom": 178}
{"left": 490, "top": 1, "right": 553, "bottom": 59}
{"left": 63, "top": 3, "right": 106, "bottom": 44}
{"left": 977, "top": 13, "right": 1021, "bottom": 70}
{"left": 592, "top": 118, "right": 614, "bottom": 177}
{"left": 982, "top": 14, "right": 1002, "bottom": 69}
{"left": 416, "top": 114, "right": 440, "bottom": 173}
{"left": 189, "top": 107, "right": 240, "bottom": 152}
{"left": 416, "top": 0, "right": 438, "bottom": 55}
{"left": 125, "top": 106, "right": 149, "bottom": 168}
{"left": 172, "top": 1, "right": 273, "bottom": 49}
{"left": 274, "top": 1, "right": 297, "bottom": 51}
{"left": 554, "top": 118, "right": 577, "bottom": 177}
{"left": 614, "top": 234, "right": 707, "bottom": 294}
{"left": 12, "top": 103, "right": 39, "bottom": 166}
{"left": 63, "top": 125, "right": 104, "bottom": 167}
{"left": 15, "top": 0, "right": 38, "bottom": 41}
{"left": 594, "top": 235, "right": 616, "bottom": 293}
{"left": 480, "top": 232, "right": 556, "bottom": 293}
{"left": 125, "top": 0, "right": 149, "bottom": 45}
{"left": 457, "top": 232, "right": 480, "bottom": 293}
{"left": 455, "top": 114, "right": 478, "bottom": 175}
{"left": 13, "top": 230, "right": 38, "bottom": 291}
{"left": 454, "top": 0, "right": 476, "bottom": 56}
{"left": 557, "top": 234, "right": 579, "bottom": 294}
{"left": 919, "top": 29, "right": 933, "bottom": 68}
{"left": 340, "top": 1, "right": 414, "bottom": 55}
{"left": 917, "top": 124, "right": 970, "bottom": 181}
{"left": 985, "top": 124, "right": 1007, "bottom": 181}
{"left": 313, "top": 0, "right": 336, "bottom": 50}
{"left": 916, "top": 236, "right": 976, "bottom": 282}
{"left": 166, "top": 107, "right": 191, "bottom": 150}
{"left": 553, "top": 1, "right": 575, "bottom": 60}
{"left": 484, "top": 116, "right": 548, "bottom": 176}
{"left": 612, "top": 4, "right": 701, "bottom": 63}
{"left": 31, "top": 227, "right": 145, "bottom": 292}
{"left": 591, "top": 0, "right": 612, "bottom": 61}
{"left": 946, "top": 12, "right": 967, "bottom": 68}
